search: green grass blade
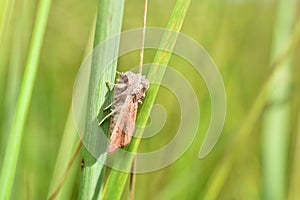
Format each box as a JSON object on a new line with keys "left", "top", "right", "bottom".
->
{"left": 262, "top": 0, "right": 297, "bottom": 199}
{"left": 0, "top": 0, "right": 23, "bottom": 160}
{"left": 0, "top": 0, "right": 52, "bottom": 199}
{"left": 101, "top": 0, "right": 191, "bottom": 199}
{"left": 78, "top": 1, "right": 125, "bottom": 199}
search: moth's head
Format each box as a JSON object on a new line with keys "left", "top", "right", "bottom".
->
{"left": 123, "top": 71, "right": 149, "bottom": 99}
{"left": 140, "top": 75, "right": 149, "bottom": 91}
{"left": 124, "top": 72, "right": 149, "bottom": 87}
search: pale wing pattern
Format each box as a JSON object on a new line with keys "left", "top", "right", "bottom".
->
{"left": 123, "top": 100, "right": 138, "bottom": 146}
{"left": 108, "top": 96, "right": 137, "bottom": 153}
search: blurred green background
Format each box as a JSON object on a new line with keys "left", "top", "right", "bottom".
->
{"left": 0, "top": 0, "right": 300, "bottom": 199}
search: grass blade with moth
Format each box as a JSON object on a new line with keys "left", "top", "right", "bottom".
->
{"left": 101, "top": 0, "right": 191, "bottom": 199}
{"left": 78, "top": 0, "right": 125, "bottom": 199}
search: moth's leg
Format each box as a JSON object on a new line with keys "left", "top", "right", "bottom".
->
{"left": 104, "top": 102, "right": 113, "bottom": 110}
{"left": 113, "top": 91, "right": 127, "bottom": 99}
{"left": 105, "top": 81, "right": 117, "bottom": 86}
{"left": 116, "top": 71, "right": 123, "bottom": 75}
{"left": 98, "top": 112, "right": 114, "bottom": 126}
{"left": 98, "top": 107, "right": 122, "bottom": 125}
{"left": 104, "top": 99, "right": 120, "bottom": 110}
{"left": 106, "top": 81, "right": 126, "bottom": 88}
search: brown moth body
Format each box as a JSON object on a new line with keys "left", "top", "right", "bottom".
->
{"left": 106, "top": 71, "right": 149, "bottom": 153}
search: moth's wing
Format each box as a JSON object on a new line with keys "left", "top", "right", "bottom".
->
{"left": 108, "top": 97, "right": 137, "bottom": 153}
{"left": 123, "top": 100, "right": 137, "bottom": 146}
{"left": 108, "top": 109, "right": 127, "bottom": 153}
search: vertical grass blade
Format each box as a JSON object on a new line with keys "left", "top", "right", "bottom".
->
{"left": 101, "top": 0, "right": 191, "bottom": 199}
{"left": 261, "top": 0, "right": 297, "bottom": 199}
{"left": 0, "top": 0, "right": 52, "bottom": 199}
{"left": 0, "top": 0, "right": 23, "bottom": 162}
{"left": 78, "top": 1, "right": 125, "bottom": 199}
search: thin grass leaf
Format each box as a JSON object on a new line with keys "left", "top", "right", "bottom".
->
{"left": 0, "top": 0, "right": 23, "bottom": 163}
{"left": 1, "top": 0, "right": 26, "bottom": 147}
{"left": 78, "top": 0, "right": 125, "bottom": 199}
{"left": 0, "top": 0, "right": 52, "bottom": 199}
{"left": 262, "top": 0, "right": 297, "bottom": 199}
{"left": 0, "top": 0, "right": 23, "bottom": 183}
{"left": 101, "top": 0, "right": 191, "bottom": 199}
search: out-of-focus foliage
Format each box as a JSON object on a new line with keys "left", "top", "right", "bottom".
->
{"left": 0, "top": 0, "right": 299, "bottom": 199}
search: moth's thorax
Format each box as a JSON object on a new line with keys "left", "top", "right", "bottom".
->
{"left": 114, "top": 72, "right": 149, "bottom": 103}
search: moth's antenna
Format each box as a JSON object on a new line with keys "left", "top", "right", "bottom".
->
{"left": 139, "top": 0, "right": 148, "bottom": 74}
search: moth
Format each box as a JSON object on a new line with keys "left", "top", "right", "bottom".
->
{"left": 99, "top": 71, "right": 149, "bottom": 153}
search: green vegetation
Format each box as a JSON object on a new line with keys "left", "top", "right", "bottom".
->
{"left": 0, "top": 0, "right": 300, "bottom": 199}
